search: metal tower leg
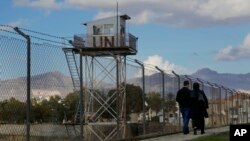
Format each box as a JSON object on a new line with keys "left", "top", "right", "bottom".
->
{"left": 83, "top": 55, "right": 127, "bottom": 141}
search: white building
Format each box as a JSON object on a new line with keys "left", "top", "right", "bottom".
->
{"left": 32, "top": 89, "right": 61, "bottom": 102}
{"left": 74, "top": 14, "right": 137, "bottom": 52}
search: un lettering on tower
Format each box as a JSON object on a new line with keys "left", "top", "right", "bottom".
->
{"left": 230, "top": 124, "right": 250, "bottom": 141}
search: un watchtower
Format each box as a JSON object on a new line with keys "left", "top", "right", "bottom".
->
{"left": 63, "top": 14, "right": 138, "bottom": 141}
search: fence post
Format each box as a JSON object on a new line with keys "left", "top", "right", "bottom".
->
{"left": 219, "top": 85, "right": 222, "bottom": 126}
{"left": 233, "top": 90, "right": 239, "bottom": 124}
{"left": 243, "top": 93, "right": 247, "bottom": 124}
{"left": 246, "top": 94, "right": 249, "bottom": 124}
{"left": 221, "top": 86, "right": 229, "bottom": 125}
{"left": 79, "top": 51, "right": 84, "bottom": 140}
{"left": 247, "top": 94, "right": 249, "bottom": 123}
{"left": 215, "top": 84, "right": 222, "bottom": 126}
{"left": 155, "top": 66, "right": 165, "bottom": 124}
{"left": 236, "top": 90, "right": 243, "bottom": 124}
{"left": 228, "top": 89, "right": 234, "bottom": 124}
{"left": 207, "top": 82, "right": 214, "bottom": 127}
{"left": 14, "top": 27, "right": 31, "bottom": 141}
{"left": 172, "top": 71, "right": 181, "bottom": 130}
{"left": 135, "top": 60, "right": 146, "bottom": 135}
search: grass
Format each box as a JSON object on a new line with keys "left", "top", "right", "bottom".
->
{"left": 191, "top": 132, "right": 229, "bottom": 141}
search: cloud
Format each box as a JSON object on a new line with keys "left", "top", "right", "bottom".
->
{"left": 64, "top": 0, "right": 115, "bottom": 9}
{"left": 197, "top": 0, "right": 250, "bottom": 20}
{"left": 143, "top": 55, "right": 188, "bottom": 75}
{"left": 13, "top": 0, "right": 63, "bottom": 9}
{"left": 8, "top": 19, "right": 29, "bottom": 27}
{"left": 12, "top": 0, "right": 250, "bottom": 27}
{"left": 215, "top": 34, "right": 250, "bottom": 61}
{"left": 0, "top": 19, "right": 29, "bottom": 32}
{"left": 93, "top": 11, "right": 118, "bottom": 20}
{"left": 129, "top": 10, "right": 157, "bottom": 25}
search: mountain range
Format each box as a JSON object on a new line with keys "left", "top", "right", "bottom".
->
{"left": 0, "top": 71, "right": 74, "bottom": 101}
{"left": 128, "top": 68, "right": 250, "bottom": 93}
{"left": 191, "top": 68, "right": 250, "bottom": 91}
{"left": 0, "top": 68, "right": 249, "bottom": 101}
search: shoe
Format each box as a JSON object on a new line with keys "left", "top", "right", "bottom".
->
{"left": 184, "top": 131, "right": 189, "bottom": 135}
{"left": 201, "top": 131, "right": 205, "bottom": 134}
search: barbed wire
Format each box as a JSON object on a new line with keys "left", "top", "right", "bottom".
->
{"left": 0, "top": 25, "right": 72, "bottom": 47}
{"left": 19, "top": 27, "right": 66, "bottom": 40}
{"left": 0, "top": 24, "right": 68, "bottom": 40}
{"left": 0, "top": 25, "right": 245, "bottom": 91}
{"left": 127, "top": 57, "right": 174, "bottom": 74}
{"left": 29, "top": 35, "right": 71, "bottom": 48}
{"left": 0, "top": 28, "right": 20, "bottom": 36}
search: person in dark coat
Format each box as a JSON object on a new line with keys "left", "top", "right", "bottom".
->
{"left": 176, "top": 80, "right": 191, "bottom": 134}
{"left": 190, "top": 82, "right": 209, "bottom": 135}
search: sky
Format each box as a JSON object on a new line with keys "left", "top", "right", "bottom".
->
{"left": 1, "top": 0, "right": 250, "bottom": 75}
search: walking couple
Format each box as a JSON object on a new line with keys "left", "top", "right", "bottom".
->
{"left": 176, "top": 80, "right": 209, "bottom": 135}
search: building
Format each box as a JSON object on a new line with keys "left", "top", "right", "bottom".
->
{"left": 73, "top": 14, "right": 137, "bottom": 53}
{"left": 32, "top": 89, "right": 61, "bottom": 102}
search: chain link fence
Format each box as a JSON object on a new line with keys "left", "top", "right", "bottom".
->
{"left": 1, "top": 25, "right": 250, "bottom": 141}
{"left": 0, "top": 25, "right": 77, "bottom": 141}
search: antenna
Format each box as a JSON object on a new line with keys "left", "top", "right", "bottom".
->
{"left": 116, "top": 1, "right": 119, "bottom": 47}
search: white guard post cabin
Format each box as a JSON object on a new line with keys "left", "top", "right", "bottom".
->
{"left": 73, "top": 14, "right": 137, "bottom": 54}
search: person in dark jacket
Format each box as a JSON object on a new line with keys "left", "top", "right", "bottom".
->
{"left": 176, "top": 80, "right": 191, "bottom": 134}
{"left": 190, "top": 82, "right": 209, "bottom": 135}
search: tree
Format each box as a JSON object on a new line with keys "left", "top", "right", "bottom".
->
{"left": 147, "top": 92, "right": 162, "bottom": 113}
{"left": 0, "top": 98, "right": 25, "bottom": 123}
{"left": 101, "top": 83, "right": 143, "bottom": 119}
{"left": 47, "top": 95, "right": 63, "bottom": 123}
{"left": 63, "top": 91, "right": 79, "bottom": 122}
{"left": 32, "top": 99, "right": 52, "bottom": 123}
{"left": 32, "top": 95, "right": 65, "bottom": 123}
{"left": 164, "top": 92, "right": 177, "bottom": 113}
{"left": 126, "top": 84, "right": 143, "bottom": 114}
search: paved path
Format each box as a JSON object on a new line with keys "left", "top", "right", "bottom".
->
{"left": 141, "top": 126, "right": 229, "bottom": 141}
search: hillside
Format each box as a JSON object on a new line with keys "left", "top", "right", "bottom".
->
{"left": 191, "top": 68, "right": 250, "bottom": 91}
{"left": 0, "top": 71, "right": 74, "bottom": 101}
{"left": 128, "top": 68, "right": 250, "bottom": 93}
{"left": 1, "top": 68, "right": 249, "bottom": 102}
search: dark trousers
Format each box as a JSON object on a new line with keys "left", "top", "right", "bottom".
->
{"left": 192, "top": 116, "right": 205, "bottom": 132}
{"left": 180, "top": 108, "right": 191, "bottom": 134}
